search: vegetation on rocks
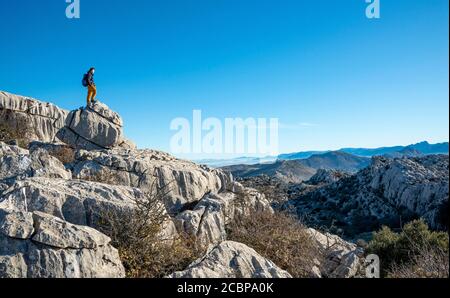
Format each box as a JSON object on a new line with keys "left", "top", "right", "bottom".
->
{"left": 367, "top": 219, "right": 449, "bottom": 278}
{"left": 97, "top": 176, "right": 204, "bottom": 278}
{"left": 0, "top": 122, "right": 32, "bottom": 149}
{"left": 227, "top": 209, "right": 321, "bottom": 278}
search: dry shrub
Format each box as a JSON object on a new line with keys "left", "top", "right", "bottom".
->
{"left": 48, "top": 146, "right": 75, "bottom": 164}
{"left": 0, "top": 123, "right": 32, "bottom": 149}
{"left": 82, "top": 170, "right": 118, "bottom": 185}
{"left": 97, "top": 173, "right": 204, "bottom": 277}
{"left": 227, "top": 209, "right": 322, "bottom": 278}
{"left": 388, "top": 246, "right": 449, "bottom": 278}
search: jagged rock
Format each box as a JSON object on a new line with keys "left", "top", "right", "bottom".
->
{"left": 367, "top": 155, "right": 448, "bottom": 229}
{"left": 56, "top": 102, "right": 124, "bottom": 150}
{"left": 0, "top": 177, "right": 142, "bottom": 226}
{"left": 174, "top": 183, "right": 272, "bottom": 246}
{"left": 288, "top": 155, "right": 449, "bottom": 236}
{"left": 0, "top": 141, "right": 28, "bottom": 156}
{"left": 0, "top": 177, "right": 177, "bottom": 240}
{"left": 0, "top": 208, "right": 34, "bottom": 239}
{"left": 0, "top": 142, "right": 71, "bottom": 184}
{"left": 70, "top": 148, "right": 233, "bottom": 213}
{"left": 0, "top": 91, "right": 68, "bottom": 143}
{"left": 306, "top": 228, "right": 363, "bottom": 278}
{"left": 168, "top": 241, "right": 292, "bottom": 278}
{"left": 174, "top": 193, "right": 231, "bottom": 246}
{"left": 0, "top": 208, "right": 125, "bottom": 278}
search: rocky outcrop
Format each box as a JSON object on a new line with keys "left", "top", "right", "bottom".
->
{"left": 288, "top": 155, "right": 449, "bottom": 237}
{"left": 175, "top": 183, "right": 272, "bottom": 246}
{"left": 56, "top": 102, "right": 130, "bottom": 150}
{"left": 0, "top": 143, "right": 71, "bottom": 184}
{"left": 1, "top": 177, "right": 146, "bottom": 228}
{"left": 70, "top": 148, "right": 233, "bottom": 213}
{"left": 1, "top": 91, "right": 382, "bottom": 279}
{"left": 306, "top": 228, "right": 363, "bottom": 278}
{"left": 0, "top": 91, "right": 68, "bottom": 143}
{"left": 0, "top": 208, "right": 125, "bottom": 278}
{"left": 168, "top": 241, "right": 292, "bottom": 278}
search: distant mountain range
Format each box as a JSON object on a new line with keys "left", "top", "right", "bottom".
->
{"left": 222, "top": 160, "right": 316, "bottom": 183}
{"left": 196, "top": 156, "right": 277, "bottom": 168}
{"left": 197, "top": 141, "right": 449, "bottom": 168}
{"left": 279, "top": 141, "right": 449, "bottom": 160}
{"left": 222, "top": 151, "right": 371, "bottom": 183}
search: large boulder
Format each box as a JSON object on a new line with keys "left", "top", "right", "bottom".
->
{"left": 0, "top": 91, "right": 68, "bottom": 143}
{"left": 0, "top": 208, "right": 125, "bottom": 278}
{"left": 56, "top": 102, "right": 127, "bottom": 150}
{"left": 168, "top": 241, "right": 292, "bottom": 278}
{"left": 175, "top": 183, "right": 272, "bottom": 246}
{"left": 70, "top": 148, "right": 233, "bottom": 213}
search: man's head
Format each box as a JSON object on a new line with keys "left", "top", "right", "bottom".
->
{"left": 89, "top": 67, "right": 95, "bottom": 74}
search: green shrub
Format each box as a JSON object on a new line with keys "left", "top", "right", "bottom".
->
{"left": 367, "top": 219, "right": 449, "bottom": 278}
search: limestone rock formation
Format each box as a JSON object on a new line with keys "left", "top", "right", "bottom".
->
{"left": 0, "top": 91, "right": 68, "bottom": 143}
{"left": 168, "top": 241, "right": 292, "bottom": 278}
{"left": 1, "top": 91, "right": 388, "bottom": 279}
{"left": 70, "top": 148, "right": 233, "bottom": 213}
{"left": 288, "top": 155, "right": 449, "bottom": 236}
{"left": 175, "top": 184, "right": 271, "bottom": 246}
{"left": 1, "top": 177, "right": 145, "bottom": 228}
{"left": 0, "top": 208, "right": 125, "bottom": 278}
{"left": 306, "top": 228, "right": 363, "bottom": 278}
{"left": 0, "top": 141, "right": 28, "bottom": 156}
{"left": 56, "top": 102, "right": 128, "bottom": 150}
{"left": 0, "top": 143, "right": 71, "bottom": 184}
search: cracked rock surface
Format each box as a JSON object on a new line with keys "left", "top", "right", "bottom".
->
{"left": 56, "top": 102, "right": 126, "bottom": 150}
{"left": 0, "top": 91, "right": 68, "bottom": 143}
{"left": 0, "top": 208, "right": 125, "bottom": 278}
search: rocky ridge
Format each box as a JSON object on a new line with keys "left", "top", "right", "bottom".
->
{"left": 287, "top": 155, "right": 449, "bottom": 238}
{"left": 0, "top": 91, "right": 364, "bottom": 278}
{"left": 0, "top": 91, "right": 68, "bottom": 143}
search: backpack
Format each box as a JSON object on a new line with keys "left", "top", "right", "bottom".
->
{"left": 82, "top": 74, "right": 88, "bottom": 87}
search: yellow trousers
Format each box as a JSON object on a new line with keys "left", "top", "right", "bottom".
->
{"left": 87, "top": 85, "right": 97, "bottom": 106}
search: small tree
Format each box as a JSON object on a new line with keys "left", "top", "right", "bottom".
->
{"left": 97, "top": 171, "right": 204, "bottom": 278}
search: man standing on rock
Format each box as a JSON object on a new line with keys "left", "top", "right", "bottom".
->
{"left": 83, "top": 67, "right": 98, "bottom": 106}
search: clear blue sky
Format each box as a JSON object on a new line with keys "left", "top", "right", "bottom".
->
{"left": 1, "top": 0, "right": 448, "bottom": 159}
